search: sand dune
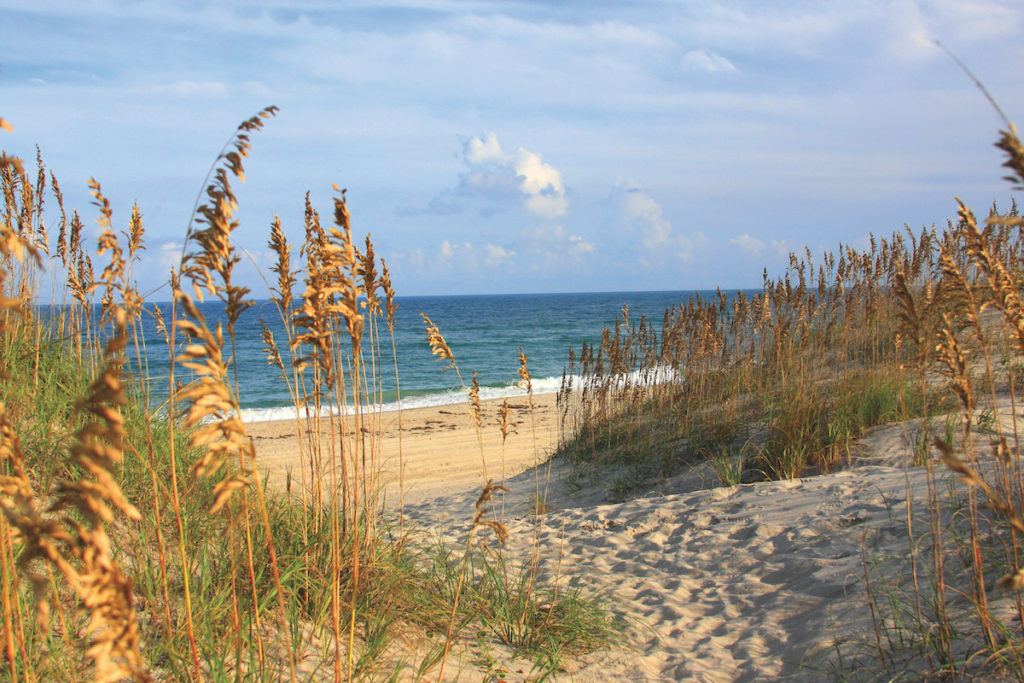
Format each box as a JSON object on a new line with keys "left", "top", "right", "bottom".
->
{"left": 408, "top": 462, "right": 922, "bottom": 681}
{"left": 250, "top": 395, "right": 985, "bottom": 681}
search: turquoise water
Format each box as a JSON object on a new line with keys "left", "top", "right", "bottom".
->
{"left": 126, "top": 290, "right": 737, "bottom": 421}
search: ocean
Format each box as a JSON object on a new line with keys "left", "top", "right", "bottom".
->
{"left": 130, "top": 290, "right": 727, "bottom": 422}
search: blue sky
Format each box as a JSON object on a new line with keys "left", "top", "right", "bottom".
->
{"left": 3, "top": 0, "right": 1023, "bottom": 297}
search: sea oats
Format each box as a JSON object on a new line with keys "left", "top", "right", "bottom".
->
{"left": 468, "top": 372, "right": 482, "bottom": 428}
{"left": 423, "top": 313, "right": 457, "bottom": 371}
{"left": 381, "top": 259, "right": 397, "bottom": 334}
{"left": 518, "top": 348, "right": 532, "bottom": 396}
{"left": 267, "top": 215, "right": 295, "bottom": 316}
{"left": 499, "top": 398, "right": 511, "bottom": 444}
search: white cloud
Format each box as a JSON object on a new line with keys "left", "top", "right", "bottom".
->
{"left": 621, "top": 188, "right": 672, "bottom": 251}
{"left": 156, "top": 241, "right": 183, "bottom": 273}
{"left": 148, "top": 80, "right": 229, "bottom": 97}
{"left": 731, "top": 234, "right": 789, "bottom": 259}
{"left": 514, "top": 148, "right": 568, "bottom": 219}
{"left": 437, "top": 239, "right": 473, "bottom": 266}
{"left": 458, "top": 15, "right": 673, "bottom": 51}
{"left": 681, "top": 49, "right": 738, "bottom": 73}
{"left": 569, "top": 234, "right": 596, "bottom": 254}
{"left": 429, "top": 239, "right": 515, "bottom": 270}
{"left": 674, "top": 232, "right": 706, "bottom": 264}
{"left": 877, "top": 1, "right": 1020, "bottom": 63}
{"left": 422, "top": 132, "right": 568, "bottom": 218}
{"left": 730, "top": 233, "right": 765, "bottom": 256}
{"left": 684, "top": 4, "right": 846, "bottom": 55}
{"left": 439, "top": 239, "right": 454, "bottom": 260}
{"left": 464, "top": 131, "right": 504, "bottom": 164}
{"left": 484, "top": 243, "right": 514, "bottom": 266}
{"left": 619, "top": 183, "right": 703, "bottom": 263}
{"left": 519, "top": 224, "right": 596, "bottom": 263}
{"left": 408, "top": 247, "right": 425, "bottom": 271}
{"left": 926, "top": 0, "right": 1022, "bottom": 43}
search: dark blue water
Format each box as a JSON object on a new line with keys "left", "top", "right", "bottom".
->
{"left": 94, "top": 290, "right": 736, "bottom": 420}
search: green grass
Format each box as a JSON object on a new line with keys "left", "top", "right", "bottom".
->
{"left": 559, "top": 364, "right": 946, "bottom": 492}
{"left": 756, "top": 368, "right": 921, "bottom": 479}
{"left": 1, "top": 312, "right": 616, "bottom": 679}
{"left": 560, "top": 385, "right": 749, "bottom": 497}
{"left": 428, "top": 540, "right": 618, "bottom": 678}
{"left": 705, "top": 442, "right": 746, "bottom": 487}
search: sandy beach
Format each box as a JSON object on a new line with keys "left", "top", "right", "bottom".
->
{"left": 247, "top": 392, "right": 990, "bottom": 681}
{"left": 247, "top": 392, "right": 561, "bottom": 506}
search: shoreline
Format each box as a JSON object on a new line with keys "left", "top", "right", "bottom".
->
{"left": 237, "top": 384, "right": 562, "bottom": 423}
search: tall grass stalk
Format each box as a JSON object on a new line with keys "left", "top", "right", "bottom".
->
{"left": 1, "top": 109, "right": 614, "bottom": 681}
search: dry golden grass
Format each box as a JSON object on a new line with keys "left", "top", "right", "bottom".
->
{"left": 1, "top": 107, "right": 610, "bottom": 682}
{"left": 553, "top": 121, "right": 1024, "bottom": 677}
{"left": 6, "top": 94, "right": 1024, "bottom": 681}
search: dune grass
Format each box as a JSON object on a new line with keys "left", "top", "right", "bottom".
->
{"left": 5, "top": 98, "right": 1024, "bottom": 681}
{"left": 553, "top": 121, "right": 1024, "bottom": 678}
{"left": 0, "top": 110, "right": 614, "bottom": 682}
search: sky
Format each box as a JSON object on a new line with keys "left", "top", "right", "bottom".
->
{"left": 2, "top": 0, "right": 1024, "bottom": 298}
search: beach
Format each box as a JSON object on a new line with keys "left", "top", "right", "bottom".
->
{"left": 248, "top": 390, "right": 974, "bottom": 680}
{"left": 248, "top": 392, "right": 560, "bottom": 506}
{"left": 6, "top": 17, "right": 1023, "bottom": 676}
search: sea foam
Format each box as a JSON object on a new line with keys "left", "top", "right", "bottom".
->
{"left": 237, "top": 376, "right": 562, "bottom": 423}
{"left": 236, "top": 366, "right": 678, "bottom": 423}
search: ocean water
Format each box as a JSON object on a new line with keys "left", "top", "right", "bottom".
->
{"left": 126, "top": 290, "right": 728, "bottom": 422}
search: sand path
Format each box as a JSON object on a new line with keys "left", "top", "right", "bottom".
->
{"left": 410, "top": 464, "right": 919, "bottom": 681}
{"left": 250, "top": 396, "right": 957, "bottom": 680}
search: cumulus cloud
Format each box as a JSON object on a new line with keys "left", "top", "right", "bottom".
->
{"left": 730, "top": 233, "right": 788, "bottom": 259}
{"left": 156, "top": 241, "right": 183, "bottom": 273}
{"left": 484, "top": 243, "right": 515, "bottom": 266}
{"left": 618, "top": 183, "right": 704, "bottom": 264}
{"left": 421, "top": 132, "right": 568, "bottom": 219}
{"left": 439, "top": 239, "right": 455, "bottom": 260}
{"left": 408, "top": 247, "right": 425, "bottom": 270}
{"left": 568, "top": 234, "right": 596, "bottom": 254}
{"left": 730, "top": 233, "right": 765, "bottom": 256}
{"left": 621, "top": 189, "right": 673, "bottom": 251}
{"left": 515, "top": 148, "right": 568, "bottom": 218}
{"left": 518, "top": 224, "right": 596, "bottom": 263}
{"left": 437, "top": 239, "right": 474, "bottom": 266}
{"left": 681, "top": 49, "right": 738, "bottom": 73}
{"left": 432, "top": 239, "right": 515, "bottom": 270}
{"left": 465, "top": 131, "right": 504, "bottom": 164}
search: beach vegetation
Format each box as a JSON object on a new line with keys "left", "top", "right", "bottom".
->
{"left": 0, "top": 109, "right": 613, "bottom": 681}
{"left": 4, "top": 70, "right": 1024, "bottom": 680}
{"left": 553, "top": 116, "right": 1024, "bottom": 678}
